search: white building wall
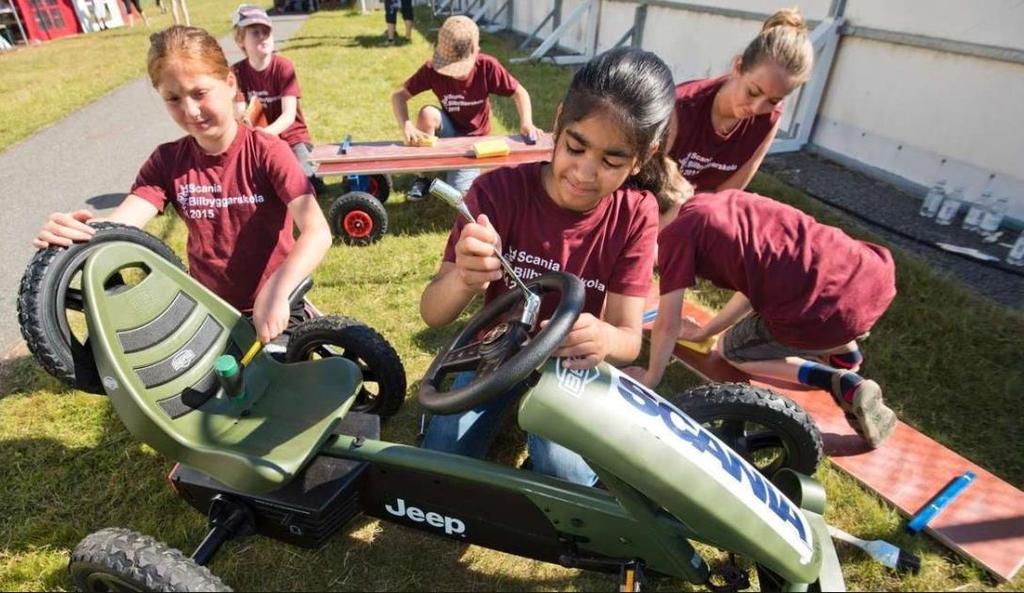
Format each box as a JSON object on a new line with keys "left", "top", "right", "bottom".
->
{"left": 811, "top": 37, "right": 1024, "bottom": 214}
{"left": 844, "top": 0, "right": 1024, "bottom": 49}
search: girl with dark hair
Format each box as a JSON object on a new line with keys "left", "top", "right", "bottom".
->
{"left": 418, "top": 47, "right": 689, "bottom": 486}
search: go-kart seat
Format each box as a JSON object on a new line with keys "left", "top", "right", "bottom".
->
{"left": 81, "top": 242, "right": 362, "bottom": 494}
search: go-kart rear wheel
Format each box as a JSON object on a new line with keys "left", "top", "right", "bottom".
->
{"left": 17, "top": 222, "right": 184, "bottom": 394}
{"left": 285, "top": 316, "right": 406, "bottom": 418}
{"left": 328, "top": 192, "right": 388, "bottom": 246}
{"left": 69, "top": 527, "right": 231, "bottom": 592}
{"left": 675, "top": 383, "right": 822, "bottom": 477}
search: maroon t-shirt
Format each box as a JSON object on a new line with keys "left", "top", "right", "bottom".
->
{"left": 669, "top": 76, "right": 783, "bottom": 192}
{"left": 232, "top": 54, "right": 312, "bottom": 147}
{"left": 131, "top": 125, "right": 313, "bottom": 312}
{"left": 658, "top": 191, "right": 897, "bottom": 349}
{"left": 442, "top": 162, "right": 658, "bottom": 319}
{"left": 404, "top": 53, "right": 519, "bottom": 136}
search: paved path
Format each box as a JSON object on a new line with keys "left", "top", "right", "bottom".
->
{"left": 0, "top": 16, "right": 309, "bottom": 354}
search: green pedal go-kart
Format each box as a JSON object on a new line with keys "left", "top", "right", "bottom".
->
{"left": 19, "top": 229, "right": 844, "bottom": 592}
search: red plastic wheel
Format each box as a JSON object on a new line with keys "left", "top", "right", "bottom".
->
{"left": 343, "top": 210, "right": 374, "bottom": 239}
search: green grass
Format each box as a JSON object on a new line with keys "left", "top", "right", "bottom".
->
{"left": 0, "top": 0, "right": 256, "bottom": 152}
{"left": 2, "top": 5, "right": 1023, "bottom": 591}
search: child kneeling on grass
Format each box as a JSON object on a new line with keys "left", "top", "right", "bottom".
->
{"left": 34, "top": 26, "right": 332, "bottom": 345}
{"left": 391, "top": 15, "right": 538, "bottom": 198}
{"left": 627, "top": 190, "right": 898, "bottom": 448}
{"left": 418, "top": 47, "right": 688, "bottom": 486}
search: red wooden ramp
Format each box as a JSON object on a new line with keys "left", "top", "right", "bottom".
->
{"left": 642, "top": 288, "right": 1024, "bottom": 582}
{"left": 310, "top": 133, "right": 553, "bottom": 177}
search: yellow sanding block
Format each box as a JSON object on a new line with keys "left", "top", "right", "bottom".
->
{"left": 473, "top": 139, "right": 511, "bottom": 158}
{"left": 677, "top": 335, "right": 717, "bottom": 355}
{"left": 405, "top": 135, "right": 438, "bottom": 147}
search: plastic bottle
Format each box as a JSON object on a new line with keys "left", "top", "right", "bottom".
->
{"left": 919, "top": 179, "right": 948, "bottom": 218}
{"left": 962, "top": 190, "right": 992, "bottom": 232}
{"left": 935, "top": 187, "right": 965, "bottom": 226}
{"left": 1006, "top": 232, "right": 1024, "bottom": 266}
{"left": 978, "top": 196, "right": 1009, "bottom": 233}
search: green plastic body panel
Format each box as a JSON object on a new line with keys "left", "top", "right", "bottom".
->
{"left": 517, "top": 359, "right": 823, "bottom": 585}
{"left": 82, "top": 242, "right": 362, "bottom": 494}
{"left": 323, "top": 435, "right": 706, "bottom": 581}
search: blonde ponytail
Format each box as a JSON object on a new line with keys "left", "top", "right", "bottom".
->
{"left": 740, "top": 7, "right": 814, "bottom": 81}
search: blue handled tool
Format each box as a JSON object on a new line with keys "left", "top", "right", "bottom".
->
{"left": 339, "top": 134, "right": 352, "bottom": 155}
{"left": 906, "top": 470, "right": 976, "bottom": 534}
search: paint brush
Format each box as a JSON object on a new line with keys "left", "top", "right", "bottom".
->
{"left": 828, "top": 525, "right": 921, "bottom": 574}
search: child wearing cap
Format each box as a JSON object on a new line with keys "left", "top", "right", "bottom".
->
{"left": 629, "top": 190, "right": 899, "bottom": 448}
{"left": 231, "top": 5, "right": 319, "bottom": 189}
{"left": 391, "top": 15, "right": 539, "bottom": 198}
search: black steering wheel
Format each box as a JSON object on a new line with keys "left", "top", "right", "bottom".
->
{"left": 417, "top": 272, "right": 585, "bottom": 415}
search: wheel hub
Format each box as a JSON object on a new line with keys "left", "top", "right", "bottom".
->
{"left": 343, "top": 211, "right": 374, "bottom": 238}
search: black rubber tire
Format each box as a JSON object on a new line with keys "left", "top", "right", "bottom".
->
{"left": 68, "top": 527, "right": 231, "bottom": 592}
{"left": 285, "top": 316, "right": 407, "bottom": 418}
{"left": 17, "top": 222, "right": 185, "bottom": 394}
{"left": 675, "top": 383, "right": 823, "bottom": 477}
{"left": 327, "top": 192, "right": 388, "bottom": 246}
{"left": 345, "top": 174, "right": 392, "bottom": 203}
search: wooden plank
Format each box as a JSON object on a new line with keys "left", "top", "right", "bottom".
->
{"left": 643, "top": 286, "right": 1024, "bottom": 582}
{"left": 314, "top": 149, "right": 554, "bottom": 177}
{"left": 309, "top": 132, "right": 553, "bottom": 165}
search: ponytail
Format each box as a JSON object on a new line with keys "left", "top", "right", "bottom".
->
{"left": 740, "top": 7, "right": 814, "bottom": 81}
{"left": 632, "top": 151, "right": 694, "bottom": 214}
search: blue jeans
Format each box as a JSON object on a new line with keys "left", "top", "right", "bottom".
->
{"left": 421, "top": 372, "right": 599, "bottom": 487}
{"left": 427, "top": 107, "right": 480, "bottom": 193}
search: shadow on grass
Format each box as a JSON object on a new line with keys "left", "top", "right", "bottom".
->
{"left": 0, "top": 405, "right": 196, "bottom": 588}
{"left": 410, "top": 322, "right": 458, "bottom": 354}
{"left": 0, "top": 354, "right": 67, "bottom": 402}
{"left": 344, "top": 34, "right": 415, "bottom": 48}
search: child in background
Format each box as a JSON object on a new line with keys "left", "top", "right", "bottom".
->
{"left": 663, "top": 8, "right": 814, "bottom": 223}
{"left": 34, "top": 26, "right": 332, "bottom": 345}
{"left": 391, "top": 16, "right": 538, "bottom": 199}
{"left": 419, "top": 47, "right": 687, "bottom": 485}
{"left": 231, "top": 5, "right": 321, "bottom": 190}
{"left": 629, "top": 190, "right": 898, "bottom": 448}
{"left": 122, "top": 0, "right": 150, "bottom": 27}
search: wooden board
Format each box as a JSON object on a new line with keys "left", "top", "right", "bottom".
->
{"left": 643, "top": 286, "right": 1024, "bottom": 582}
{"left": 309, "top": 133, "right": 553, "bottom": 177}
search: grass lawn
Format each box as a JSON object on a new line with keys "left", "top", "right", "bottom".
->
{"left": 2, "top": 5, "right": 1023, "bottom": 592}
{"left": 0, "top": 0, "right": 254, "bottom": 152}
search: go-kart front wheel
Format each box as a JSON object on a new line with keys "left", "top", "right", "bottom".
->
{"left": 676, "top": 383, "right": 823, "bottom": 477}
{"left": 328, "top": 192, "right": 388, "bottom": 246}
{"left": 69, "top": 527, "right": 231, "bottom": 592}
{"left": 285, "top": 316, "right": 407, "bottom": 418}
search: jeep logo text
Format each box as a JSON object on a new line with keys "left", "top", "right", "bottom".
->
{"left": 384, "top": 498, "right": 466, "bottom": 537}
